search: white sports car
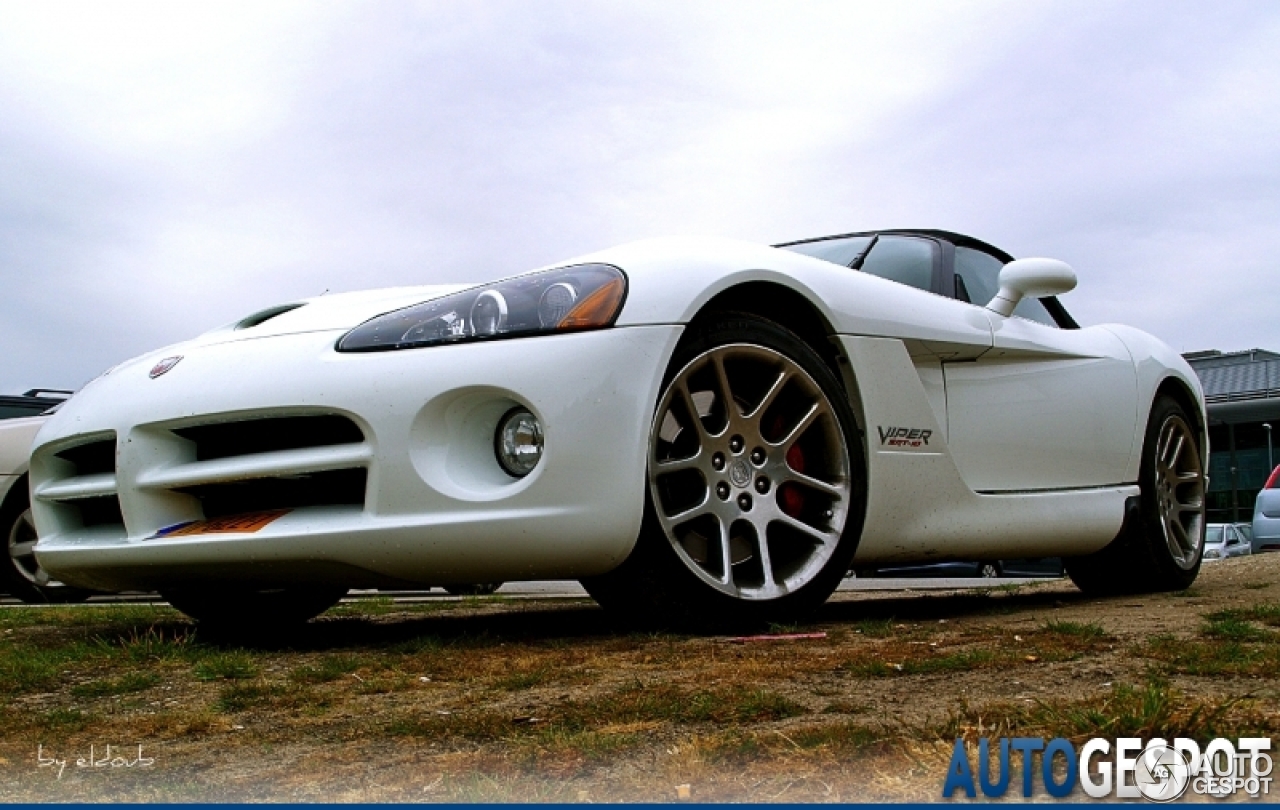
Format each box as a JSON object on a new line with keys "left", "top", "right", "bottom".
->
{"left": 1, "top": 390, "right": 89, "bottom": 603}
{"left": 29, "top": 230, "right": 1208, "bottom": 629}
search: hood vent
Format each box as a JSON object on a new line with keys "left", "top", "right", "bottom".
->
{"left": 235, "top": 303, "right": 306, "bottom": 330}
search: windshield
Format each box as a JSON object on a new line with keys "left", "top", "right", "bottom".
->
{"left": 780, "top": 236, "right": 875, "bottom": 267}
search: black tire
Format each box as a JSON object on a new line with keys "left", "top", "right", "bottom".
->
{"left": 1, "top": 478, "right": 94, "bottom": 604}
{"left": 444, "top": 583, "right": 503, "bottom": 596}
{"left": 1066, "top": 395, "right": 1205, "bottom": 595}
{"left": 581, "top": 313, "right": 867, "bottom": 631}
{"left": 161, "top": 585, "right": 348, "bottom": 631}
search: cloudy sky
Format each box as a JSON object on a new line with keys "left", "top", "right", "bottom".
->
{"left": 2, "top": 1, "right": 1277, "bottom": 394}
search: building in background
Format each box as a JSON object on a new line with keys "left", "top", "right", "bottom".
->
{"left": 1184, "top": 349, "right": 1280, "bottom": 523}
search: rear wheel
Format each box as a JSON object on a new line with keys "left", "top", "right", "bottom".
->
{"left": 1066, "top": 395, "right": 1205, "bottom": 594}
{"left": 161, "top": 585, "right": 348, "bottom": 631}
{"left": 2, "top": 482, "right": 93, "bottom": 604}
{"left": 977, "top": 563, "right": 1001, "bottom": 579}
{"left": 582, "top": 314, "right": 866, "bottom": 630}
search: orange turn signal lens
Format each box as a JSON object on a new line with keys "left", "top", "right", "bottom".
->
{"left": 559, "top": 275, "right": 626, "bottom": 329}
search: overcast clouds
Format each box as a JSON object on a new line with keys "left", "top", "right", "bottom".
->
{"left": 1, "top": 1, "right": 1277, "bottom": 394}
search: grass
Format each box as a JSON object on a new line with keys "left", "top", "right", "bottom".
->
{"left": 1041, "top": 619, "right": 1108, "bottom": 642}
{"left": 217, "top": 682, "right": 329, "bottom": 714}
{"left": 289, "top": 655, "right": 362, "bottom": 684}
{"left": 1206, "top": 603, "right": 1280, "bottom": 628}
{"left": 193, "top": 651, "right": 259, "bottom": 681}
{"left": 941, "top": 678, "right": 1271, "bottom": 744}
{"left": 841, "top": 648, "right": 998, "bottom": 677}
{"left": 1202, "top": 616, "right": 1274, "bottom": 643}
{"left": 71, "top": 671, "right": 161, "bottom": 699}
{"left": 388, "top": 684, "right": 806, "bottom": 741}
{"left": 4, "top": 574, "right": 1280, "bottom": 801}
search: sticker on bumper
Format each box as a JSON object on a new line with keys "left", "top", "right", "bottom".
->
{"left": 150, "top": 510, "right": 291, "bottom": 539}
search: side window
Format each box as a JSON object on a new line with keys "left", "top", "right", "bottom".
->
{"left": 858, "top": 236, "right": 934, "bottom": 291}
{"left": 0, "top": 403, "right": 46, "bottom": 420}
{"left": 953, "top": 246, "right": 1058, "bottom": 327}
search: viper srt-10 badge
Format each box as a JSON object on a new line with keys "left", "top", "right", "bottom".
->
{"left": 878, "top": 425, "right": 932, "bottom": 448}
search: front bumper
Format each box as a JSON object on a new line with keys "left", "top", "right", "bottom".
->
{"left": 32, "top": 326, "right": 681, "bottom": 591}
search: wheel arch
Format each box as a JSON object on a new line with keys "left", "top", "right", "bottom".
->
{"left": 680, "top": 281, "right": 868, "bottom": 445}
{"left": 686, "top": 281, "right": 841, "bottom": 374}
{"left": 0, "top": 472, "right": 29, "bottom": 518}
{"left": 1153, "top": 375, "right": 1207, "bottom": 453}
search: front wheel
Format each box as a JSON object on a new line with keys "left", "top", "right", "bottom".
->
{"left": 582, "top": 313, "right": 867, "bottom": 630}
{"left": 1066, "top": 395, "right": 1205, "bottom": 594}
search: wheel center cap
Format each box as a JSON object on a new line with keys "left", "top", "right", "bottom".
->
{"left": 728, "top": 459, "right": 752, "bottom": 488}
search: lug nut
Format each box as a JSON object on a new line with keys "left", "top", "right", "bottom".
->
{"left": 716, "top": 482, "right": 731, "bottom": 500}
{"left": 737, "top": 493, "right": 753, "bottom": 511}
{"left": 729, "top": 435, "right": 744, "bottom": 454}
{"left": 755, "top": 477, "right": 770, "bottom": 494}
{"left": 750, "top": 447, "right": 766, "bottom": 465}
{"left": 711, "top": 452, "right": 726, "bottom": 471}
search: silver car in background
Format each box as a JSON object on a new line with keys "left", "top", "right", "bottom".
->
{"left": 1253, "top": 465, "right": 1280, "bottom": 554}
{"left": 1202, "top": 523, "right": 1251, "bottom": 561}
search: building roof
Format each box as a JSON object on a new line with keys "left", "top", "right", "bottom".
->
{"left": 1184, "top": 349, "right": 1280, "bottom": 403}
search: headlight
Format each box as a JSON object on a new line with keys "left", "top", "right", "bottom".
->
{"left": 337, "top": 263, "right": 626, "bottom": 352}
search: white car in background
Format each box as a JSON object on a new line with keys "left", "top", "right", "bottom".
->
{"left": 29, "top": 230, "right": 1208, "bottom": 630}
{"left": 1201, "top": 523, "right": 1251, "bottom": 561}
{"left": 1, "top": 390, "right": 88, "bottom": 603}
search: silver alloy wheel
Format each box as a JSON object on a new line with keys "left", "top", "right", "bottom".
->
{"left": 7, "top": 508, "right": 48, "bottom": 586}
{"left": 1154, "top": 414, "right": 1205, "bottom": 569}
{"left": 648, "top": 343, "right": 852, "bottom": 600}
{"left": 978, "top": 563, "right": 999, "bottom": 578}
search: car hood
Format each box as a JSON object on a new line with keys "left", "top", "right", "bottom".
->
{"left": 87, "top": 283, "right": 473, "bottom": 387}
{"left": 202, "top": 284, "right": 474, "bottom": 345}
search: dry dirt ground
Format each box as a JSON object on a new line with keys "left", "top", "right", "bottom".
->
{"left": 2, "top": 555, "right": 1279, "bottom": 803}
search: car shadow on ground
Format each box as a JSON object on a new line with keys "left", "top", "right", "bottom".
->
{"left": 180, "top": 585, "right": 1104, "bottom": 651}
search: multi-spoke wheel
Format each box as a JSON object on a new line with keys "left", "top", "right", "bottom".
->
{"left": 2, "top": 482, "right": 92, "bottom": 604}
{"left": 1066, "top": 395, "right": 1205, "bottom": 594}
{"left": 582, "top": 313, "right": 866, "bottom": 629}
{"left": 1153, "top": 413, "right": 1205, "bottom": 571}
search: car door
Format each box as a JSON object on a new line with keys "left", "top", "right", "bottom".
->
{"left": 941, "top": 246, "right": 1139, "bottom": 492}
{"left": 1224, "top": 525, "right": 1245, "bottom": 557}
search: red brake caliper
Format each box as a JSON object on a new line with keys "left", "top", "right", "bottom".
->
{"left": 774, "top": 414, "right": 806, "bottom": 518}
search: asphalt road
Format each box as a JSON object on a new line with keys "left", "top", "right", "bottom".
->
{"left": 0, "top": 576, "right": 1053, "bottom": 606}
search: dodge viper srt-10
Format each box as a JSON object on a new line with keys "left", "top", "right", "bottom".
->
{"left": 29, "top": 230, "right": 1208, "bottom": 629}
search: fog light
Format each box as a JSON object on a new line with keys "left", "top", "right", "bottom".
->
{"left": 495, "top": 408, "right": 544, "bottom": 477}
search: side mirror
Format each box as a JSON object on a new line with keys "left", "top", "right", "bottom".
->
{"left": 986, "top": 258, "right": 1076, "bottom": 317}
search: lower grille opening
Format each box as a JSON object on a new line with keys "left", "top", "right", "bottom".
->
{"left": 68, "top": 496, "right": 125, "bottom": 529}
{"left": 56, "top": 438, "right": 116, "bottom": 476}
{"left": 172, "top": 415, "right": 365, "bottom": 462}
{"left": 176, "top": 468, "right": 367, "bottom": 520}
